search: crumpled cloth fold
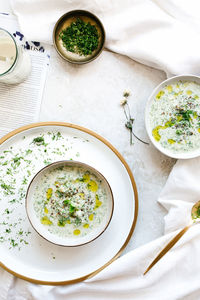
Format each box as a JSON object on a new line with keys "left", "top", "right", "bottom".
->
{"left": 10, "top": 0, "right": 200, "bottom": 76}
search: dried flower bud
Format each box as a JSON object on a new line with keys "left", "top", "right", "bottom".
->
{"left": 120, "top": 98, "right": 127, "bottom": 106}
{"left": 123, "top": 90, "right": 131, "bottom": 98}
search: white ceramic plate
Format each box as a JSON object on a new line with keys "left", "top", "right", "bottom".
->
{"left": 145, "top": 74, "right": 200, "bottom": 159}
{"left": 0, "top": 122, "right": 138, "bottom": 285}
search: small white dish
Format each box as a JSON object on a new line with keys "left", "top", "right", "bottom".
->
{"left": 26, "top": 160, "right": 114, "bottom": 247}
{"left": 145, "top": 74, "right": 200, "bottom": 159}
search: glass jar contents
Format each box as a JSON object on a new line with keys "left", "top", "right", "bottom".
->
{"left": 0, "top": 28, "right": 31, "bottom": 84}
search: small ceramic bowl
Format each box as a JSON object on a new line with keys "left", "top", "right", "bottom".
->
{"left": 26, "top": 160, "right": 114, "bottom": 247}
{"left": 145, "top": 74, "right": 200, "bottom": 159}
{"left": 53, "top": 10, "right": 105, "bottom": 64}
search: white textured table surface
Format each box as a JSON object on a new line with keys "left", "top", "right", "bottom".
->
{"left": 1, "top": 1, "right": 176, "bottom": 254}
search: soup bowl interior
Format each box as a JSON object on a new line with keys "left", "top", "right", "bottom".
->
{"left": 145, "top": 74, "right": 200, "bottom": 159}
{"left": 26, "top": 160, "right": 114, "bottom": 247}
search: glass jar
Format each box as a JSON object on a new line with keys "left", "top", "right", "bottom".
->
{"left": 0, "top": 28, "right": 31, "bottom": 84}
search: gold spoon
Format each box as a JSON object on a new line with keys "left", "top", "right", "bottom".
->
{"left": 144, "top": 200, "right": 200, "bottom": 275}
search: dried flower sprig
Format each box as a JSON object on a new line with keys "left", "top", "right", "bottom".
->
{"left": 121, "top": 91, "right": 149, "bottom": 145}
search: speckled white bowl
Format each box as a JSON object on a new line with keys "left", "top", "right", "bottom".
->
{"left": 145, "top": 74, "right": 200, "bottom": 159}
{"left": 26, "top": 160, "right": 114, "bottom": 247}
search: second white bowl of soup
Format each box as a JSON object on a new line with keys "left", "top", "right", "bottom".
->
{"left": 145, "top": 75, "right": 200, "bottom": 159}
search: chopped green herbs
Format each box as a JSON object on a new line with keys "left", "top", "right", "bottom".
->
{"left": 58, "top": 217, "right": 67, "bottom": 227}
{"left": 75, "top": 217, "right": 81, "bottom": 226}
{"left": 69, "top": 204, "right": 75, "bottom": 214}
{"left": 9, "top": 199, "right": 16, "bottom": 204}
{"left": 63, "top": 199, "right": 69, "bottom": 206}
{"left": 56, "top": 190, "right": 65, "bottom": 198}
{"left": 32, "top": 136, "right": 46, "bottom": 146}
{"left": 44, "top": 159, "right": 52, "bottom": 165}
{"left": 6, "top": 168, "right": 12, "bottom": 175}
{"left": 22, "top": 177, "right": 28, "bottom": 185}
{"left": 11, "top": 156, "right": 22, "bottom": 168}
{"left": 26, "top": 149, "right": 32, "bottom": 155}
{"left": 4, "top": 208, "right": 10, "bottom": 214}
{"left": 13, "top": 156, "right": 22, "bottom": 163}
{"left": 10, "top": 239, "right": 18, "bottom": 247}
{"left": 1, "top": 183, "right": 15, "bottom": 195}
{"left": 52, "top": 132, "right": 62, "bottom": 141}
{"left": 59, "top": 18, "right": 99, "bottom": 56}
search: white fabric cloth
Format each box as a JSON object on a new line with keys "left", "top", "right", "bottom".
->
{"left": 10, "top": 0, "right": 200, "bottom": 76}
{"left": 2, "top": 0, "right": 200, "bottom": 299}
{"left": 2, "top": 158, "right": 200, "bottom": 299}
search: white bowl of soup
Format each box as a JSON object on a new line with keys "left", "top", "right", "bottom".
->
{"left": 26, "top": 160, "right": 114, "bottom": 246}
{"left": 145, "top": 75, "right": 200, "bottom": 159}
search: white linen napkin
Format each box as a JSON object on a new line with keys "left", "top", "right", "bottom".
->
{"left": 10, "top": 0, "right": 200, "bottom": 76}
{"left": 2, "top": 158, "right": 200, "bottom": 299}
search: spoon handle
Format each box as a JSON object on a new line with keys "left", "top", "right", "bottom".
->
{"left": 143, "top": 224, "right": 192, "bottom": 275}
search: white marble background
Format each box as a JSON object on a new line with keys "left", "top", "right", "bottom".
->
{"left": 0, "top": 0, "right": 176, "bottom": 254}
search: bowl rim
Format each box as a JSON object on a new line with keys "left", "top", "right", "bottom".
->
{"left": 145, "top": 74, "right": 200, "bottom": 159}
{"left": 53, "top": 9, "right": 106, "bottom": 64}
{"left": 25, "top": 160, "right": 114, "bottom": 247}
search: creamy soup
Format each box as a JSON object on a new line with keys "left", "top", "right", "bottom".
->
{"left": 33, "top": 166, "right": 109, "bottom": 238}
{"left": 149, "top": 81, "right": 200, "bottom": 153}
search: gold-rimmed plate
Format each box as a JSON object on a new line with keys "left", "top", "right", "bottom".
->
{"left": 0, "top": 122, "right": 138, "bottom": 285}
